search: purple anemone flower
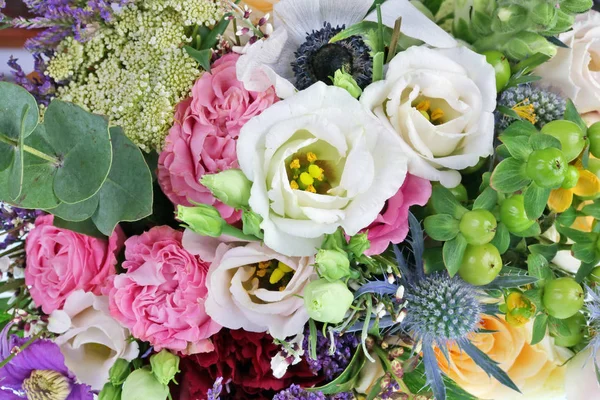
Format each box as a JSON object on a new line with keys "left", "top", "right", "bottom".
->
{"left": 0, "top": 324, "right": 94, "bottom": 399}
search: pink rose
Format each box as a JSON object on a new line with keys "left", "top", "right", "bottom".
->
{"left": 25, "top": 215, "right": 124, "bottom": 314}
{"left": 363, "top": 174, "right": 432, "bottom": 256}
{"left": 107, "top": 226, "right": 220, "bottom": 353}
{"left": 158, "top": 53, "right": 278, "bottom": 223}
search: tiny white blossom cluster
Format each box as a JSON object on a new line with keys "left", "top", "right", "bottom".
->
{"left": 45, "top": 0, "right": 225, "bottom": 151}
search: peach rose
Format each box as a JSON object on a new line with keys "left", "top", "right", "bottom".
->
{"left": 243, "top": 0, "right": 278, "bottom": 12}
{"left": 436, "top": 315, "right": 572, "bottom": 400}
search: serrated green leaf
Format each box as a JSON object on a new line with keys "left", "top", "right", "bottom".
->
{"left": 90, "top": 127, "right": 153, "bottom": 236}
{"left": 491, "top": 223, "right": 510, "bottom": 254}
{"left": 529, "top": 133, "right": 562, "bottom": 151}
{"left": 490, "top": 158, "right": 530, "bottom": 193}
{"left": 424, "top": 214, "right": 460, "bottom": 241}
{"left": 499, "top": 135, "right": 533, "bottom": 161}
{"left": 431, "top": 185, "right": 468, "bottom": 219}
{"left": 443, "top": 234, "right": 468, "bottom": 277}
{"left": 576, "top": 261, "right": 597, "bottom": 283}
{"left": 44, "top": 101, "right": 113, "bottom": 205}
{"left": 184, "top": 46, "right": 213, "bottom": 72}
{"left": 523, "top": 183, "right": 550, "bottom": 219}
{"left": 564, "top": 99, "right": 588, "bottom": 134}
{"left": 531, "top": 314, "right": 548, "bottom": 345}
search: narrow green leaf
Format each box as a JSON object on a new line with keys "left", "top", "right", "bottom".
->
{"left": 529, "top": 133, "right": 562, "bottom": 151}
{"left": 490, "top": 223, "right": 510, "bottom": 254}
{"left": 199, "top": 17, "right": 230, "bottom": 50}
{"left": 523, "top": 183, "right": 550, "bottom": 219}
{"left": 423, "top": 214, "right": 459, "bottom": 241}
{"left": 473, "top": 187, "right": 499, "bottom": 211}
{"left": 499, "top": 135, "right": 533, "bottom": 161}
{"left": 329, "top": 21, "right": 391, "bottom": 46}
{"left": 531, "top": 314, "right": 548, "bottom": 345}
{"left": 576, "top": 261, "right": 597, "bottom": 283}
{"left": 443, "top": 234, "right": 468, "bottom": 277}
{"left": 497, "top": 105, "right": 522, "bottom": 121}
{"left": 564, "top": 99, "right": 588, "bottom": 134}
{"left": 431, "top": 185, "right": 469, "bottom": 219}
{"left": 490, "top": 158, "right": 530, "bottom": 193}
{"left": 506, "top": 74, "right": 542, "bottom": 88}
{"left": 184, "top": 46, "right": 213, "bottom": 72}
{"left": 422, "top": 0, "right": 444, "bottom": 14}
{"left": 513, "top": 53, "right": 552, "bottom": 75}
{"left": 484, "top": 275, "right": 539, "bottom": 289}
{"left": 308, "top": 347, "right": 365, "bottom": 394}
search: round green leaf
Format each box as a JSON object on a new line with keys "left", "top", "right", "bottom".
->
{"left": 51, "top": 196, "right": 99, "bottom": 222}
{"left": 44, "top": 101, "right": 112, "bottom": 204}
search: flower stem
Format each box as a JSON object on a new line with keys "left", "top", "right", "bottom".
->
{"left": 0, "top": 331, "right": 43, "bottom": 369}
{"left": 372, "top": 344, "right": 414, "bottom": 398}
{"left": 0, "top": 133, "right": 60, "bottom": 165}
{"left": 0, "top": 244, "right": 25, "bottom": 258}
{"left": 0, "top": 279, "right": 24, "bottom": 294}
{"left": 221, "top": 224, "right": 260, "bottom": 241}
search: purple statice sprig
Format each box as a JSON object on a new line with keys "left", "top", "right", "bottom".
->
{"left": 0, "top": 203, "right": 42, "bottom": 251}
{"left": 273, "top": 384, "right": 353, "bottom": 400}
{"left": 302, "top": 328, "right": 359, "bottom": 382}
{"left": 207, "top": 377, "right": 224, "bottom": 400}
{"left": 6, "top": 55, "right": 56, "bottom": 106}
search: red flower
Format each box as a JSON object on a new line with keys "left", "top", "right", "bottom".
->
{"left": 178, "top": 329, "right": 322, "bottom": 400}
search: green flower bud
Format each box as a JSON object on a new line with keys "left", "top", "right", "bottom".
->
{"left": 304, "top": 279, "right": 354, "bottom": 324}
{"left": 315, "top": 249, "right": 350, "bottom": 282}
{"left": 108, "top": 358, "right": 131, "bottom": 386}
{"left": 560, "top": 0, "right": 593, "bottom": 14}
{"left": 321, "top": 229, "right": 347, "bottom": 252}
{"left": 122, "top": 368, "right": 169, "bottom": 400}
{"left": 504, "top": 32, "right": 557, "bottom": 60}
{"left": 242, "top": 209, "right": 264, "bottom": 239}
{"left": 493, "top": 5, "right": 529, "bottom": 33}
{"left": 332, "top": 69, "right": 362, "bottom": 99}
{"left": 177, "top": 204, "right": 225, "bottom": 237}
{"left": 201, "top": 169, "right": 252, "bottom": 209}
{"left": 542, "top": 9, "right": 575, "bottom": 36}
{"left": 98, "top": 383, "right": 122, "bottom": 400}
{"left": 530, "top": 3, "right": 558, "bottom": 28}
{"left": 150, "top": 349, "right": 180, "bottom": 386}
{"left": 347, "top": 233, "right": 370, "bottom": 258}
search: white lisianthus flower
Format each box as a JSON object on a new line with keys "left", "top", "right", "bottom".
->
{"left": 361, "top": 45, "right": 497, "bottom": 188}
{"left": 205, "top": 242, "right": 316, "bottom": 339}
{"left": 236, "top": 0, "right": 456, "bottom": 98}
{"left": 536, "top": 11, "right": 600, "bottom": 114}
{"left": 238, "top": 82, "right": 408, "bottom": 256}
{"left": 48, "top": 290, "right": 139, "bottom": 391}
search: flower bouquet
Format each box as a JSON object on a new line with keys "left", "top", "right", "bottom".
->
{"left": 2, "top": 0, "right": 600, "bottom": 399}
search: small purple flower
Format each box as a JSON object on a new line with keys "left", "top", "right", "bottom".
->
{"left": 273, "top": 384, "right": 353, "bottom": 400}
{"left": 0, "top": 323, "right": 94, "bottom": 399}
{"left": 206, "top": 377, "right": 223, "bottom": 400}
{"left": 302, "top": 328, "right": 359, "bottom": 381}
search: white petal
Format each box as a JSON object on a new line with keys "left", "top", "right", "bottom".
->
{"left": 364, "top": 0, "right": 457, "bottom": 48}
{"left": 48, "top": 310, "right": 71, "bottom": 334}
{"left": 319, "top": 0, "right": 372, "bottom": 27}
{"left": 273, "top": 0, "right": 321, "bottom": 45}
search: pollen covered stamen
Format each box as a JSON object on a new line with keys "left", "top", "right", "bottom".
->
{"left": 23, "top": 370, "right": 71, "bottom": 400}
{"left": 512, "top": 98, "right": 538, "bottom": 124}
{"left": 287, "top": 152, "right": 332, "bottom": 194}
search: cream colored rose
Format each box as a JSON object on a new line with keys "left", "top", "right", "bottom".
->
{"left": 243, "top": 0, "right": 278, "bottom": 12}
{"left": 361, "top": 45, "right": 496, "bottom": 188}
{"left": 436, "top": 315, "right": 572, "bottom": 400}
{"left": 204, "top": 242, "right": 316, "bottom": 339}
{"left": 48, "top": 290, "right": 139, "bottom": 391}
{"left": 536, "top": 11, "right": 600, "bottom": 114}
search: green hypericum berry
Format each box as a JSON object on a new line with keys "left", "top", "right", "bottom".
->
{"left": 500, "top": 194, "right": 535, "bottom": 233}
{"left": 543, "top": 277, "right": 584, "bottom": 319}
{"left": 526, "top": 148, "right": 568, "bottom": 189}
{"left": 459, "top": 209, "right": 497, "bottom": 245}
{"left": 552, "top": 312, "right": 586, "bottom": 347}
{"left": 541, "top": 120, "right": 586, "bottom": 162}
{"left": 588, "top": 122, "right": 600, "bottom": 159}
{"left": 562, "top": 166, "right": 580, "bottom": 189}
{"left": 590, "top": 266, "right": 600, "bottom": 284}
{"left": 483, "top": 50, "right": 511, "bottom": 92}
{"left": 458, "top": 243, "right": 503, "bottom": 286}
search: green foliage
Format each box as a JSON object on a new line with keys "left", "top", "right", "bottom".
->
{"left": 0, "top": 82, "right": 153, "bottom": 237}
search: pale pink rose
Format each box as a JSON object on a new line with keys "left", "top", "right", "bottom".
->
{"left": 107, "top": 226, "right": 220, "bottom": 354}
{"left": 158, "top": 53, "right": 278, "bottom": 223}
{"left": 204, "top": 242, "right": 315, "bottom": 340}
{"left": 25, "top": 215, "right": 124, "bottom": 314}
{"left": 362, "top": 174, "right": 432, "bottom": 256}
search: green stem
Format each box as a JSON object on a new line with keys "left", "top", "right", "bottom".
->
{"left": 0, "top": 331, "right": 43, "bottom": 369}
{"left": 0, "top": 133, "right": 59, "bottom": 165}
{"left": 372, "top": 344, "right": 414, "bottom": 398}
{"left": 0, "top": 244, "right": 25, "bottom": 258}
{"left": 232, "top": 18, "right": 241, "bottom": 46}
{"left": 0, "top": 279, "right": 25, "bottom": 294}
{"left": 221, "top": 224, "right": 260, "bottom": 241}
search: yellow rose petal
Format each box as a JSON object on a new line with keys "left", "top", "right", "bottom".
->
{"left": 548, "top": 188, "right": 574, "bottom": 213}
{"left": 573, "top": 169, "right": 600, "bottom": 197}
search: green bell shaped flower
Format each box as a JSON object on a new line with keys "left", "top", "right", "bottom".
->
{"left": 177, "top": 204, "right": 225, "bottom": 237}
{"left": 201, "top": 169, "right": 252, "bottom": 209}
{"left": 150, "top": 350, "right": 180, "bottom": 386}
{"left": 108, "top": 358, "right": 131, "bottom": 386}
{"left": 304, "top": 279, "right": 354, "bottom": 324}
{"left": 315, "top": 249, "right": 350, "bottom": 282}
{"left": 332, "top": 69, "right": 362, "bottom": 99}
{"left": 98, "top": 383, "right": 122, "bottom": 400}
{"left": 121, "top": 368, "right": 169, "bottom": 400}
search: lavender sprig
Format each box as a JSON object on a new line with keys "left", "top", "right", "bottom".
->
{"left": 206, "top": 377, "right": 223, "bottom": 400}
{"left": 302, "top": 328, "right": 359, "bottom": 381}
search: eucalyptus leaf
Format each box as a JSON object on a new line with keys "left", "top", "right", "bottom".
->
{"left": 523, "top": 183, "right": 550, "bottom": 219}
{"left": 7, "top": 105, "right": 27, "bottom": 201}
{"left": 51, "top": 196, "right": 99, "bottom": 222}
{"left": 53, "top": 217, "right": 106, "bottom": 239}
{"left": 490, "top": 158, "right": 530, "bottom": 193}
{"left": 44, "top": 100, "right": 113, "bottom": 204}
{"left": 90, "top": 127, "right": 153, "bottom": 236}
{"left": 443, "top": 234, "right": 468, "bottom": 277}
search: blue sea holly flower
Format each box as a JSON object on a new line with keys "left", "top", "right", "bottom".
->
{"left": 356, "top": 214, "right": 520, "bottom": 400}
{"left": 236, "top": 0, "right": 457, "bottom": 98}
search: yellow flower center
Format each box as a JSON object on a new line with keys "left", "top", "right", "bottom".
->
{"left": 413, "top": 99, "right": 446, "bottom": 126}
{"left": 252, "top": 260, "right": 295, "bottom": 291}
{"left": 287, "top": 152, "right": 333, "bottom": 194}
{"left": 22, "top": 370, "right": 71, "bottom": 400}
{"left": 511, "top": 99, "right": 538, "bottom": 125}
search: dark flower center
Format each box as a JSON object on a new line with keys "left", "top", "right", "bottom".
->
{"left": 292, "top": 23, "right": 372, "bottom": 91}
